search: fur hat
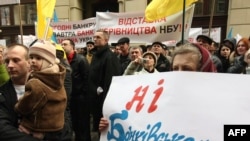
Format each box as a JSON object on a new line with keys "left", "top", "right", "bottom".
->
{"left": 142, "top": 51, "right": 158, "bottom": 67}
{"left": 29, "top": 40, "right": 59, "bottom": 66}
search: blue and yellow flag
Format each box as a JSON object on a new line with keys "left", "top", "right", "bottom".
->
{"left": 36, "top": 0, "right": 56, "bottom": 39}
{"left": 145, "top": 0, "right": 197, "bottom": 22}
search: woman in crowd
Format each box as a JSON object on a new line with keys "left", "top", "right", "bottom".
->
{"left": 227, "top": 37, "right": 249, "bottom": 74}
{"left": 171, "top": 43, "right": 217, "bottom": 72}
{"left": 215, "top": 39, "right": 235, "bottom": 73}
{"left": 123, "top": 51, "right": 159, "bottom": 75}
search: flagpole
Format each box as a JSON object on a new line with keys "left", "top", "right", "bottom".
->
{"left": 208, "top": 0, "right": 215, "bottom": 37}
{"left": 18, "top": 2, "right": 23, "bottom": 44}
{"left": 43, "top": 17, "right": 51, "bottom": 40}
{"left": 181, "top": 0, "right": 186, "bottom": 44}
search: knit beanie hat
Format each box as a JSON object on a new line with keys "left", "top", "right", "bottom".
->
{"left": 29, "top": 40, "right": 59, "bottom": 69}
{"left": 142, "top": 51, "right": 158, "bottom": 67}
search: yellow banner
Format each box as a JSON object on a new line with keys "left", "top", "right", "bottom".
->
{"left": 36, "top": 0, "right": 56, "bottom": 39}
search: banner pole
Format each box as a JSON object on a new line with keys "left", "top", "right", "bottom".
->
{"left": 18, "top": 2, "right": 23, "bottom": 44}
{"left": 208, "top": 0, "right": 215, "bottom": 37}
{"left": 43, "top": 17, "right": 51, "bottom": 40}
{"left": 181, "top": 0, "right": 186, "bottom": 44}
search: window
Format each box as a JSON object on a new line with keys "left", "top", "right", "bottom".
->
{"left": 0, "top": 6, "right": 11, "bottom": 26}
{"left": 194, "top": 2, "right": 203, "bottom": 16}
{"left": 13, "top": 4, "right": 36, "bottom": 25}
{"left": 215, "top": 0, "right": 226, "bottom": 14}
{"left": 0, "top": 4, "right": 36, "bottom": 26}
{"left": 193, "top": 0, "right": 227, "bottom": 16}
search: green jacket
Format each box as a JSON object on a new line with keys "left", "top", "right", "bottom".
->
{"left": 0, "top": 64, "right": 9, "bottom": 86}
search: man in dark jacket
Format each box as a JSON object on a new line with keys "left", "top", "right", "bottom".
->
{"left": 196, "top": 35, "right": 222, "bottom": 72}
{"left": 0, "top": 43, "right": 72, "bottom": 141}
{"left": 116, "top": 37, "right": 131, "bottom": 75}
{"left": 88, "top": 29, "right": 121, "bottom": 137}
{"left": 61, "top": 39, "right": 91, "bottom": 141}
{"left": 150, "top": 41, "right": 171, "bottom": 72}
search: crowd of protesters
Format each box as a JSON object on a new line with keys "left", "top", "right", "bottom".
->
{"left": 0, "top": 29, "right": 250, "bottom": 141}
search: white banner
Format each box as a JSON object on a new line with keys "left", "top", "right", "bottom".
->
{"left": 0, "top": 39, "right": 6, "bottom": 46}
{"left": 51, "top": 17, "right": 96, "bottom": 48}
{"left": 17, "top": 35, "right": 37, "bottom": 47}
{"left": 188, "top": 27, "right": 202, "bottom": 43}
{"left": 0, "top": 0, "right": 19, "bottom": 5}
{"left": 96, "top": 5, "right": 194, "bottom": 44}
{"left": 100, "top": 72, "right": 250, "bottom": 141}
{"left": 202, "top": 27, "right": 221, "bottom": 43}
{"left": 51, "top": 5, "right": 194, "bottom": 48}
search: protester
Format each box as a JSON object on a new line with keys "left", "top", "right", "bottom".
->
{"left": 172, "top": 43, "right": 217, "bottom": 72}
{"left": 0, "top": 44, "right": 9, "bottom": 86}
{"left": 61, "top": 39, "right": 91, "bottom": 141}
{"left": 196, "top": 35, "right": 223, "bottom": 72}
{"left": 88, "top": 29, "right": 121, "bottom": 138}
{"left": 0, "top": 43, "right": 72, "bottom": 141}
{"left": 129, "top": 46, "right": 143, "bottom": 61}
{"left": 116, "top": 37, "right": 131, "bottom": 75}
{"left": 150, "top": 41, "right": 171, "bottom": 72}
{"left": 14, "top": 40, "right": 67, "bottom": 135}
{"left": 85, "top": 41, "right": 95, "bottom": 64}
{"left": 162, "top": 45, "right": 172, "bottom": 62}
{"left": 123, "top": 51, "right": 158, "bottom": 75}
{"left": 54, "top": 42, "right": 74, "bottom": 141}
{"left": 0, "top": 44, "right": 43, "bottom": 141}
{"left": 227, "top": 37, "right": 249, "bottom": 73}
{"left": 122, "top": 46, "right": 143, "bottom": 74}
{"left": 215, "top": 39, "right": 234, "bottom": 72}
{"left": 98, "top": 43, "right": 217, "bottom": 132}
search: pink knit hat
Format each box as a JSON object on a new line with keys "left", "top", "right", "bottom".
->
{"left": 29, "top": 40, "right": 59, "bottom": 65}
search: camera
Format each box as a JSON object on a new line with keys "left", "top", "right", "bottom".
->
{"left": 142, "top": 58, "right": 149, "bottom": 63}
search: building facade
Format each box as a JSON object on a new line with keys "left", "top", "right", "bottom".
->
{"left": 0, "top": 0, "right": 248, "bottom": 46}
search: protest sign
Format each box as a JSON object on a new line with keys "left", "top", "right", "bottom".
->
{"left": 188, "top": 27, "right": 202, "bottom": 43}
{"left": 202, "top": 27, "right": 221, "bottom": 43}
{"left": 96, "top": 5, "right": 195, "bottom": 44}
{"left": 101, "top": 72, "right": 250, "bottom": 141}
{"left": 0, "top": 39, "right": 6, "bottom": 46}
{"left": 51, "top": 17, "right": 96, "bottom": 48}
{"left": 17, "top": 35, "right": 36, "bottom": 47}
